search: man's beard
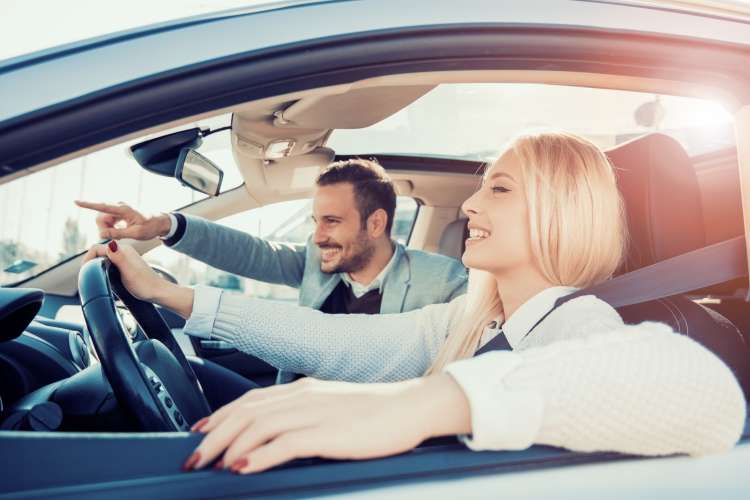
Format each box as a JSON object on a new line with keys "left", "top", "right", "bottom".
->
{"left": 319, "top": 231, "right": 376, "bottom": 274}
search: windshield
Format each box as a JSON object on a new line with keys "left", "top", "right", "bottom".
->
{"left": 328, "top": 83, "right": 735, "bottom": 160}
{"left": 0, "top": 114, "right": 243, "bottom": 286}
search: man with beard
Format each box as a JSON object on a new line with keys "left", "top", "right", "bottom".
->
{"left": 76, "top": 159, "right": 467, "bottom": 384}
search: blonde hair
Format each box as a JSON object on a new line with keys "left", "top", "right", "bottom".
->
{"left": 427, "top": 131, "right": 627, "bottom": 373}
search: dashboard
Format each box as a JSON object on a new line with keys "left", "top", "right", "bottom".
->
{"left": 0, "top": 284, "right": 173, "bottom": 432}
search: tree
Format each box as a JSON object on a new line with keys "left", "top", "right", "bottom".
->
{"left": 60, "top": 217, "right": 87, "bottom": 260}
{"left": 0, "top": 240, "right": 20, "bottom": 269}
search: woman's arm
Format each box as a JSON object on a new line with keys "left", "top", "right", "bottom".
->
{"left": 446, "top": 320, "right": 746, "bottom": 457}
{"left": 181, "top": 285, "right": 465, "bottom": 383}
{"left": 178, "top": 300, "right": 745, "bottom": 474}
{"left": 183, "top": 322, "right": 745, "bottom": 474}
{"left": 84, "top": 241, "right": 465, "bottom": 383}
{"left": 183, "top": 373, "right": 472, "bottom": 473}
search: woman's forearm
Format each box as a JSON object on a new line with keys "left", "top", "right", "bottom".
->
{"left": 153, "top": 281, "right": 194, "bottom": 319}
{"left": 184, "top": 290, "right": 464, "bottom": 383}
{"left": 407, "top": 373, "right": 473, "bottom": 438}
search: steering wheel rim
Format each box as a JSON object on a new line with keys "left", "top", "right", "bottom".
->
{"left": 78, "top": 257, "right": 211, "bottom": 431}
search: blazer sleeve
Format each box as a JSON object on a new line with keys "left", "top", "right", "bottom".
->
{"left": 183, "top": 285, "right": 466, "bottom": 382}
{"left": 168, "top": 214, "right": 306, "bottom": 287}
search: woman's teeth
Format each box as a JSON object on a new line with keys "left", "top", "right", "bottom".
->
{"left": 468, "top": 228, "right": 490, "bottom": 239}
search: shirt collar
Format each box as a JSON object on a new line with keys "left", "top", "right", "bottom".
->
{"left": 340, "top": 244, "right": 398, "bottom": 298}
{"left": 500, "top": 286, "right": 579, "bottom": 348}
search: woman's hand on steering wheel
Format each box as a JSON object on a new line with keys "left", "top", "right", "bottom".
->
{"left": 83, "top": 241, "right": 195, "bottom": 318}
{"left": 83, "top": 241, "right": 164, "bottom": 302}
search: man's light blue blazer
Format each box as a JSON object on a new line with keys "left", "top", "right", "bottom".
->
{"left": 171, "top": 215, "right": 469, "bottom": 313}
{"left": 170, "top": 215, "right": 469, "bottom": 381}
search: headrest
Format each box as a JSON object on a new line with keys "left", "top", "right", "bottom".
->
{"left": 606, "top": 133, "right": 705, "bottom": 274}
{"left": 438, "top": 218, "right": 469, "bottom": 260}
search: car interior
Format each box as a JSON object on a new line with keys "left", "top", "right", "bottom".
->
{"left": 1, "top": 70, "right": 749, "bottom": 486}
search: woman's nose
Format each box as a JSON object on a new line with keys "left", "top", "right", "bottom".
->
{"left": 461, "top": 190, "right": 481, "bottom": 217}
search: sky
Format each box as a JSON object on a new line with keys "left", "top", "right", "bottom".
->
{"left": 3, "top": 1, "right": 750, "bottom": 62}
{"left": 0, "top": 0, "right": 274, "bottom": 62}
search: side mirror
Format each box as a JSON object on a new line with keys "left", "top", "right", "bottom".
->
{"left": 175, "top": 148, "right": 223, "bottom": 197}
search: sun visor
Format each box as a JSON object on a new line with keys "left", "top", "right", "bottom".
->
{"left": 262, "top": 147, "right": 336, "bottom": 192}
{"left": 275, "top": 85, "right": 435, "bottom": 129}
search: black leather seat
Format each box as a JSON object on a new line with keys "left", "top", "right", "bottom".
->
{"left": 607, "top": 133, "right": 750, "bottom": 397}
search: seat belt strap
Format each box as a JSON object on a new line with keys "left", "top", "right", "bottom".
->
{"left": 565, "top": 235, "right": 746, "bottom": 308}
{"left": 523, "top": 235, "right": 748, "bottom": 340}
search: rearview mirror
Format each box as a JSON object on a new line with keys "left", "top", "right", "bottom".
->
{"left": 129, "top": 128, "right": 203, "bottom": 177}
{"left": 175, "top": 148, "right": 223, "bottom": 197}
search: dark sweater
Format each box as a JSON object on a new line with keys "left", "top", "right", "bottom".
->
{"left": 320, "top": 280, "right": 382, "bottom": 315}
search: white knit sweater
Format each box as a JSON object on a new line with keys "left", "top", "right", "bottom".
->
{"left": 184, "top": 285, "right": 746, "bottom": 457}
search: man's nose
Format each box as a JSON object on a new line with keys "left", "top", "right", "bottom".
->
{"left": 313, "top": 223, "right": 327, "bottom": 244}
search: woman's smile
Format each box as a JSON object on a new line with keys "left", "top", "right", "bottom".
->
{"left": 466, "top": 227, "right": 491, "bottom": 245}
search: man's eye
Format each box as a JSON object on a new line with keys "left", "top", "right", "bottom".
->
{"left": 491, "top": 186, "right": 510, "bottom": 193}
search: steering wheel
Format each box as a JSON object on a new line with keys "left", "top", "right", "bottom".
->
{"left": 78, "top": 257, "right": 211, "bottom": 431}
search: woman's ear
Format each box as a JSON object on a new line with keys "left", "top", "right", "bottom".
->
{"left": 367, "top": 209, "right": 388, "bottom": 238}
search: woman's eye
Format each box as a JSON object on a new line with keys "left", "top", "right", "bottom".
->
{"left": 491, "top": 186, "right": 510, "bottom": 193}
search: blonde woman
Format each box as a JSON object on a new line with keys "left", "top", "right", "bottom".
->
{"left": 85, "top": 131, "right": 746, "bottom": 474}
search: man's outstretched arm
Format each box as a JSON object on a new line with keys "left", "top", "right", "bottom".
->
{"left": 76, "top": 200, "right": 307, "bottom": 288}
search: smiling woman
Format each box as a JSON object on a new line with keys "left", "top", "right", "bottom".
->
{"left": 91, "top": 131, "right": 745, "bottom": 474}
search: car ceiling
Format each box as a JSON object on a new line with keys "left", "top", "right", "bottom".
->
{"left": 226, "top": 68, "right": 741, "bottom": 206}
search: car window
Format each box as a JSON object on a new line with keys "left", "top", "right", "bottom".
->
{"left": 144, "top": 197, "right": 419, "bottom": 300}
{"left": 0, "top": 114, "right": 243, "bottom": 286}
{"left": 328, "top": 83, "right": 735, "bottom": 159}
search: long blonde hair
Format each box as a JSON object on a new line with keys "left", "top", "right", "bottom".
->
{"left": 427, "top": 131, "right": 627, "bottom": 373}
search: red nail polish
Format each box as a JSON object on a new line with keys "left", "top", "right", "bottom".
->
{"left": 191, "top": 417, "right": 209, "bottom": 433}
{"left": 108, "top": 240, "right": 118, "bottom": 252}
{"left": 182, "top": 451, "right": 201, "bottom": 471}
{"left": 230, "top": 457, "right": 249, "bottom": 473}
{"left": 213, "top": 459, "right": 224, "bottom": 470}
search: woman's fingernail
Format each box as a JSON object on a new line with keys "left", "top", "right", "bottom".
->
{"left": 191, "top": 417, "right": 209, "bottom": 433}
{"left": 108, "top": 240, "right": 118, "bottom": 252}
{"left": 230, "top": 457, "right": 249, "bottom": 473}
{"left": 213, "top": 459, "right": 224, "bottom": 470}
{"left": 182, "top": 451, "right": 201, "bottom": 471}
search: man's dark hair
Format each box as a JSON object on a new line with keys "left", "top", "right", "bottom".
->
{"left": 316, "top": 159, "right": 397, "bottom": 235}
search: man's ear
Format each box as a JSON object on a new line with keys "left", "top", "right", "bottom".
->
{"left": 367, "top": 209, "right": 388, "bottom": 238}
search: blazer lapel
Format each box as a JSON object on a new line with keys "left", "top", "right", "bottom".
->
{"left": 299, "top": 239, "right": 343, "bottom": 309}
{"left": 380, "top": 244, "right": 411, "bottom": 313}
{"left": 309, "top": 273, "right": 341, "bottom": 309}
